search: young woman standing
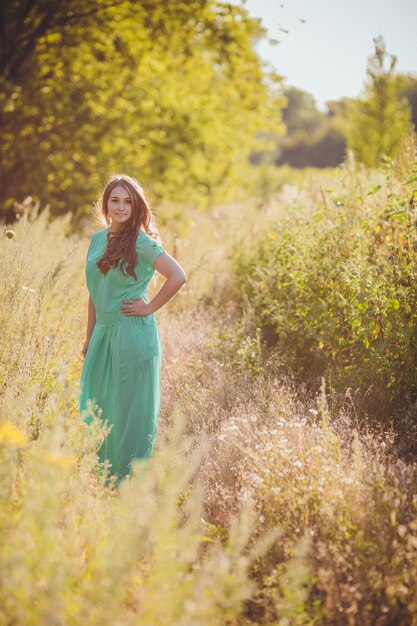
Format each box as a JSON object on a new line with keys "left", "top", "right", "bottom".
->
{"left": 78, "top": 174, "right": 186, "bottom": 487}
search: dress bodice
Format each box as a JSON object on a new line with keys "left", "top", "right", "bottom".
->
{"left": 85, "top": 228, "right": 165, "bottom": 314}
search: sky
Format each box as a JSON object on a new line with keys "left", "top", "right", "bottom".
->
{"left": 229, "top": 0, "right": 417, "bottom": 112}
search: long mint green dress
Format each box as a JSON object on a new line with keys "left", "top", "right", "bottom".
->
{"left": 78, "top": 227, "right": 165, "bottom": 486}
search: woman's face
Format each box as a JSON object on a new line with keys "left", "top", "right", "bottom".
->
{"left": 107, "top": 185, "right": 133, "bottom": 227}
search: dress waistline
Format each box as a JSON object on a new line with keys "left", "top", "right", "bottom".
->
{"left": 95, "top": 310, "right": 156, "bottom": 327}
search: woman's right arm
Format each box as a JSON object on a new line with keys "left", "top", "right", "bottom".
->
{"left": 82, "top": 295, "right": 96, "bottom": 358}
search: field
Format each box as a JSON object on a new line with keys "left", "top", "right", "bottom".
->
{"left": 1, "top": 142, "right": 417, "bottom": 625}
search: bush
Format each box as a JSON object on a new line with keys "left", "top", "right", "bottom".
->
{"left": 231, "top": 134, "right": 417, "bottom": 448}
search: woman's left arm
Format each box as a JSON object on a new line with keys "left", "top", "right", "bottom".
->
{"left": 146, "top": 252, "right": 187, "bottom": 314}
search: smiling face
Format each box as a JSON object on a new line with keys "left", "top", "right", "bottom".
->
{"left": 107, "top": 185, "right": 133, "bottom": 231}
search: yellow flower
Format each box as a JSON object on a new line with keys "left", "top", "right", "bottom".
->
{"left": 43, "top": 452, "right": 75, "bottom": 469}
{"left": 0, "top": 422, "right": 27, "bottom": 447}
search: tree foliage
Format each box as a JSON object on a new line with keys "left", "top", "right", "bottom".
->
{"left": 252, "top": 86, "right": 347, "bottom": 169}
{"left": 0, "top": 0, "right": 285, "bottom": 219}
{"left": 346, "top": 35, "right": 412, "bottom": 167}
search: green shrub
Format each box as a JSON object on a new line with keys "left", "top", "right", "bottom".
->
{"left": 231, "top": 136, "right": 417, "bottom": 443}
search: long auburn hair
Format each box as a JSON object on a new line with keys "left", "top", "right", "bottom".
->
{"left": 93, "top": 174, "right": 161, "bottom": 279}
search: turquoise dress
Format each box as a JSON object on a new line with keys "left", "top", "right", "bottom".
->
{"left": 78, "top": 227, "right": 165, "bottom": 486}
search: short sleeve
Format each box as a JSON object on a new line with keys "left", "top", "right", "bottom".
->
{"left": 136, "top": 231, "right": 165, "bottom": 271}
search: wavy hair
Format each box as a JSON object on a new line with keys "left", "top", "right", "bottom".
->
{"left": 93, "top": 174, "right": 161, "bottom": 279}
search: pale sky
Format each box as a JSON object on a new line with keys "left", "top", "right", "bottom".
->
{"left": 229, "top": 0, "right": 417, "bottom": 111}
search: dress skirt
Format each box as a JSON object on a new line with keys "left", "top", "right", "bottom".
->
{"left": 78, "top": 308, "right": 162, "bottom": 486}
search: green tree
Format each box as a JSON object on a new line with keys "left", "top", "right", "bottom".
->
{"left": 346, "top": 35, "right": 412, "bottom": 167}
{"left": 271, "top": 87, "right": 346, "bottom": 168}
{"left": 397, "top": 73, "right": 417, "bottom": 130}
{"left": 0, "top": 1, "right": 285, "bottom": 221}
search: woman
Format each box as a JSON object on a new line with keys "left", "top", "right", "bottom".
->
{"left": 78, "top": 174, "right": 186, "bottom": 487}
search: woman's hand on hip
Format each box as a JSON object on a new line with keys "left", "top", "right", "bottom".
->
{"left": 120, "top": 298, "right": 152, "bottom": 316}
{"left": 82, "top": 339, "right": 89, "bottom": 359}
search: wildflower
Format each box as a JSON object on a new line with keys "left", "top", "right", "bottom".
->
{"left": 0, "top": 422, "right": 27, "bottom": 447}
{"left": 43, "top": 452, "right": 75, "bottom": 469}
